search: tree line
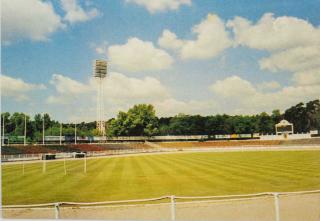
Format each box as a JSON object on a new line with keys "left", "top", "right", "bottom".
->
{"left": 1, "top": 99, "right": 319, "bottom": 141}
{"left": 107, "top": 100, "right": 320, "bottom": 136}
{"left": 1, "top": 113, "right": 96, "bottom": 142}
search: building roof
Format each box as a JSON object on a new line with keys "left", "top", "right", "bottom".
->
{"left": 276, "top": 120, "right": 293, "bottom": 127}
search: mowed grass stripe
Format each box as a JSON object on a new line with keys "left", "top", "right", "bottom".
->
{"left": 148, "top": 155, "right": 228, "bottom": 194}
{"left": 77, "top": 157, "right": 122, "bottom": 202}
{"left": 180, "top": 154, "right": 274, "bottom": 183}
{"left": 190, "top": 156, "right": 298, "bottom": 183}
{"left": 138, "top": 155, "right": 194, "bottom": 196}
{"left": 58, "top": 158, "right": 111, "bottom": 202}
{"left": 128, "top": 156, "right": 155, "bottom": 196}
{"left": 190, "top": 153, "right": 306, "bottom": 184}
{"left": 170, "top": 154, "right": 271, "bottom": 194}
{"left": 137, "top": 155, "right": 180, "bottom": 196}
{"left": 22, "top": 160, "right": 84, "bottom": 203}
{"left": 2, "top": 150, "right": 320, "bottom": 205}
{"left": 191, "top": 151, "right": 314, "bottom": 179}
{"left": 190, "top": 152, "right": 320, "bottom": 191}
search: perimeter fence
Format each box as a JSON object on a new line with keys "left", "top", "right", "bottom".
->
{"left": 1, "top": 148, "right": 175, "bottom": 162}
{"left": 2, "top": 145, "right": 320, "bottom": 163}
{"left": 2, "top": 189, "right": 319, "bottom": 221}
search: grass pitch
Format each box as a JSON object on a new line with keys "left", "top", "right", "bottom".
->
{"left": 2, "top": 150, "right": 320, "bottom": 205}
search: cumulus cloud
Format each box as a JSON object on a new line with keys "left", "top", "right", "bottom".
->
{"left": 227, "top": 13, "right": 320, "bottom": 51}
{"left": 259, "top": 46, "right": 320, "bottom": 73}
{"left": 47, "top": 74, "right": 94, "bottom": 104}
{"left": 256, "top": 81, "right": 281, "bottom": 91}
{"left": 108, "top": 38, "right": 174, "bottom": 72}
{"left": 158, "top": 14, "right": 233, "bottom": 59}
{"left": 47, "top": 72, "right": 170, "bottom": 106}
{"left": 60, "top": 0, "right": 99, "bottom": 24}
{"left": 126, "top": 0, "right": 191, "bottom": 13}
{"left": 154, "top": 98, "right": 216, "bottom": 117}
{"left": 101, "top": 72, "right": 170, "bottom": 101}
{"left": 228, "top": 13, "right": 320, "bottom": 90}
{"left": 293, "top": 69, "right": 320, "bottom": 86}
{"left": 257, "top": 40, "right": 320, "bottom": 89}
{"left": 259, "top": 46, "right": 320, "bottom": 87}
{"left": 45, "top": 72, "right": 219, "bottom": 119}
{"left": 209, "top": 75, "right": 320, "bottom": 114}
{"left": 1, "top": 0, "right": 64, "bottom": 44}
{"left": 210, "top": 76, "right": 256, "bottom": 97}
{"left": 158, "top": 30, "right": 184, "bottom": 50}
{"left": 1, "top": 74, "right": 46, "bottom": 101}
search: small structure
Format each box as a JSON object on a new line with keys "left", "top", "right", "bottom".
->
{"left": 275, "top": 120, "right": 294, "bottom": 135}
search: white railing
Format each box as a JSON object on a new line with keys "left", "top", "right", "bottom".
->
{"left": 1, "top": 148, "right": 175, "bottom": 162}
{"left": 2, "top": 145, "right": 320, "bottom": 163}
{"left": 2, "top": 189, "right": 319, "bottom": 221}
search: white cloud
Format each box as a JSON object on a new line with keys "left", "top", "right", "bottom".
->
{"left": 50, "top": 74, "right": 92, "bottom": 95}
{"left": 210, "top": 75, "right": 256, "bottom": 97}
{"left": 1, "top": 0, "right": 64, "bottom": 44}
{"left": 227, "top": 13, "right": 320, "bottom": 51}
{"left": 126, "top": 0, "right": 191, "bottom": 13}
{"left": 101, "top": 72, "right": 170, "bottom": 101}
{"left": 47, "top": 74, "right": 93, "bottom": 104}
{"left": 45, "top": 72, "right": 220, "bottom": 119}
{"left": 258, "top": 45, "right": 320, "bottom": 88}
{"left": 257, "top": 81, "right": 281, "bottom": 91}
{"left": 158, "top": 29, "right": 184, "bottom": 50}
{"left": 259, "top": 46, "right": 320, "bottom": 73}
{"left": 293, "top": 69, "right": 320, "bottom": 86}
{"left": 228, "top": 13, "right": 320, "bottom": 91}
{"left": 158, "top": 14, "right": 233, "bottom": 59}
{"left": 60, "top": 0, "right": 99, "bottom": 24}
{"left": 47, "top": 72, "right": 171, "bottom": 109}
{"left": 108, "top": 38, "right": 174, "bottom": 72}
{"left": 154, "top": 98, "right": 216, "bottom": 117}
{"left": 209, "top": 75, "right": 320, "bottom": 114}
{"left": 1, "top": 74, "right": 46, "bottom": 101}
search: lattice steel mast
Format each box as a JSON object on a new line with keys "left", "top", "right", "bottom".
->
{"left": 93, "top": 60, "right": 107, "bottom": 136}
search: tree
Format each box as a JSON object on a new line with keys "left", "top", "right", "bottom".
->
{"left": 43, "top": 113, "right": 53, "bottom": 129}
{"left": 306, "top": 100, "right": 320, "bottom": 130}
{"left": 271, "top": 109, "right": 282, "bottom": 124}
{"left": 257, "top": 112, "right": 274, "bottom": 134}
{"left": 158, "top": 117, "right": 172, "bottom": 135}
{"left": 1, "top": 99, "right": 319, "bottom": 141}
{"left": 284, "top": 102, "right": 309, "bottom": 133}
{"left": 108, "top": 104, "right": 158, "bottom": 136}
{"left": 233, "top": 115, "right": 256, "bottom": 134}
{"left": 168, "top": 114, "right": 191, "bottom": 135}
{"left": 33, "top": 114, "right": 42, "bottom": 132}
{"left": 10, "top": 113, "right": 25, "bottom": 136}
{"left": 1, "top": 112, "right": 12, "bottom": 134}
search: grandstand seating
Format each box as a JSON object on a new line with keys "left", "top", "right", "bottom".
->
{"left": 2, "top": 139, "right": 319, "bottom": 155}
{"left": 2, "top": 145, "right": 56, "bottom": 154}
{"left": 1, "top": 143, "right": 151, "bottom": 155}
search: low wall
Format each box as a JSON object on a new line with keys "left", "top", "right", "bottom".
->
{"left": 260, "top": 134, "right": 312, "bottom": 140}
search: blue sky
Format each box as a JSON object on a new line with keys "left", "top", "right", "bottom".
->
{"left": 1, "top": 0, "right": 320, "bottom": 122}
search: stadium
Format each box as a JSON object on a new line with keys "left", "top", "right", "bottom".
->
{"left": 1, "top": 61, "right": 320, "bottom": 221}
{"left": 1, "top": 60, "right": 320, "bottom": 221}
{"left": 2, "top": 1, "right": 320, "bottom": 221}
{"left": 1, "top": 111, "right": 320, "bottom": 220}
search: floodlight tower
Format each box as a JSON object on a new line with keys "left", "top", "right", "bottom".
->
{"left": 93, "top": 60, "right": 107, "bottom": 137}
